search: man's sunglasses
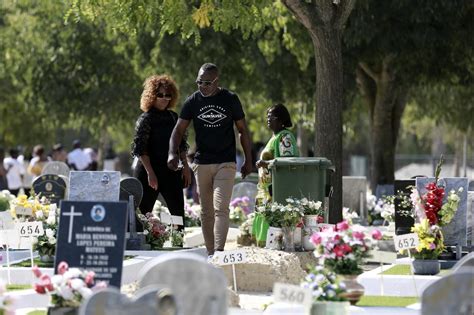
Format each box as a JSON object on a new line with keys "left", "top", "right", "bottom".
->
{"left": 196, "top": 77, "right": 218, "bottom": 87}
{"left": 157, "top": 93, "right": 172, "bottom": 100}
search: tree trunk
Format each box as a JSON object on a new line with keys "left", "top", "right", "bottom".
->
{"left": 357, "top": 60, "right": 408, "bottom": 192}
{"left": 311, "top": 28, "right": 344, "bottom": 224}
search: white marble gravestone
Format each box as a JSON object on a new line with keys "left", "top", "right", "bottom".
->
{"left": 421, "top": 269, "right": 474, "bottom": 315}
{"left": 41, "top": 161, "right": 70, "bottom": 177}
{"left": 416, "top": 177, "right": 469, "bottom": 246}
{"left": 79, "top": 286, "right": 177, "bottom": 315}
{"left": 138, "top": 252, "right": 227, "bottom": 315}
{"left": 68, "top": 171, "right": 120, "bottom": 202}
{"left": 342, "top": 176, "right": 368, "bottom": 219}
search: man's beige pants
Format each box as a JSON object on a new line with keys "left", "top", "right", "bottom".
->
{"left": 193, "top": 162, "right": 236, "bottom": 255}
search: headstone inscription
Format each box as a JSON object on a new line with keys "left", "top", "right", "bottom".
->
{"left": 421, "top": 269, "right": 474, "bottom": 315}
{"left": 138, "top": 253, "right": 228, "bottom": 315}
{"left": 54, "top": 201, "right": 128, "bottom": 287}
{"left": 32, "top": 174, "right": 67, "bottom": 204}
{"left": 79, "top": 286, "right": 177, "bottom": 315}
{"left": 69, "top": 171, "right": 120, "bottom": 202}
{"left": 41, "top": 161, "right": 70, "bottom": 178}
{"left": 394, "top": 180, "right": 415, "bottom": 235}
{"left": 342, "top": 176, "right": 368, "bottom": 221}
{"left": 416, "top": 177, "right": 469, "bottom": 247}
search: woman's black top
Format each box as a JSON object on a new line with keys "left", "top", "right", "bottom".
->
{"left": 131, "top": 108, "right": 188, "bottom": 167}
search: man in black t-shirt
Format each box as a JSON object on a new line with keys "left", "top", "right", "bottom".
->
{"left": 168, "top": 63, "right": 252, "bottom": 256}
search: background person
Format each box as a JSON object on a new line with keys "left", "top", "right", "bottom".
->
{"left": 67, "top": 140, "right": 91, "bottom": 171}
{"left": 132, "top": 74, "right": 190, "bottom": 233}
{"left": 168, "top": 63, "right": 252, "bottom": 256}
{"left": 255, "top": 103, "right": 299, "bottom": 205}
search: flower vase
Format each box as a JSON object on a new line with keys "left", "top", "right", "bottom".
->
{"left": 47, "top": 307, "right": 78, "bottom": 315}
{"left": 311, "top": 301, "right": 350, "bottom": 315}
{"left": 40, "top": 254, "right": 55, "bottom": 263}
{"left": 411, "top": 259, "right": 440, "bottom": 275}
{"left": 281, "top": 226, "right": 295, "bottom": 252}
{"left": 339, "top": 275, "right": 364, "bottom": 305}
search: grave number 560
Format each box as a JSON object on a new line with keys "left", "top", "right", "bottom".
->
{"left": 280, "top": 288, "right": 305, "bottom": 304}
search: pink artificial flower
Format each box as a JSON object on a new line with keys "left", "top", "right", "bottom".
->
{"left": 34, "top": 283, "right": 46, "bottom": 294}
{"left": 85, "top": 271, "right": 96, "bottom": 286}
{"left": 39, "top": 274, "right": 54, "bottom": 291}
{"left": 371, "top": 229, "right": 383, "bottom": 240}
{"left": 32, "top": 265, "right": 42, "bottom": 278}
{"left": 429, "top": 243, "right": 436, "bottom": 250}
{"left": 353, "top": 231, "right": 365, "bottom": 240}
{"left": 334, "top": 245, "right": 345, "bottom": 257}
{"left": 336, "top": 221, "right": 349, "bottom": 231}
{"left": 92, "top": 281, "right": 108, "bottom": 291}
{"left": 310, "top": 233, "right": 322, "bottom": 245}
{"left": 57, "top": 261, "right": 69, "bottom": 275}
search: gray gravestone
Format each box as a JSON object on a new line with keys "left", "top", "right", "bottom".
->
{"left": 69, "top": 171, "right": 120, "bottom": 202}
{"left": 416, "top": 177, "right": 469, "bottom": 247}
{"left": 231, "top": 182, "right": 258, "bottom": 212}
{"left": 452, "top": 252, "right": 474, "bottom": 272}
{"left": 342, "top": 176, "right": 367, "bottom": 220}
{"left": 119, "top": 177, "right": 143, "bottom": 209}
{"left": 32, "top": 174, "right": 67, "bottom": 204}
{"left": 41, "top": 161, "right": 70, "bottom": 177}
{"left": 375, "top": 184, "right": 394, "bottom": 199}
{"left": 138, "top": 253, "right": 227, "bottom": 315}
{"left": 79, "top": 286, "right": 177, "bottom": 315}
{"left": 468, "top": 192, "right": 474, "bottom": 247}
{"left": 421, "top": 269, "right": 474, "bottom": 315}
{"left": 119, "top": 177, "right": 149, "bottom": 250}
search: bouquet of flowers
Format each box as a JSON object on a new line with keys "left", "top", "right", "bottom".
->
{"left": 301, "top": 265, "right": 347, "bottom": 302}
{"left": 366, "top": 192, "right": 393, "bottom": 225}
{"left": 0, "top": 190, "right": 14, "bottom": 212}
{"left": 32, "top": 262, "right": 106, "bottom": 307}
{"left": 0, "top": 279, "right": 14, "bottom": 315}
{"left": 286, "top": 197, "right": 324, "bottom": 218}
{"left": 410, "top": 219, "right": 444, "bottom": 260}
{"left": 10, "top": 194, "right": 59, "bottom": 258}
{"left": 229, "top": 196, "right": 251, "bottom": 225}
{"left": 137, "top": 212, "right": 169, "bottom": 250}
{"left": 342, "top": 207, "right": 359, "bottom": 224}
{"left": 258, "top": 201, "right": 304, "bottom": 228}
{"left": 184, "top": 200, "right": 201, "bottom": 227}
{"left": 311, "top": 221, "right": 382, "bottom": 275}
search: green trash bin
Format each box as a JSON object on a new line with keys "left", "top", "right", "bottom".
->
{"left": 270, "top": 157, "right": 334, "bottom": 210}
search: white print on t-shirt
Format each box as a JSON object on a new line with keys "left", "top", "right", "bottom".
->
{"left": 279, "top": 134, "right": 294, "bottom": 156}
{"left": 198, "top": 104, "right": 227, "bottom": 127}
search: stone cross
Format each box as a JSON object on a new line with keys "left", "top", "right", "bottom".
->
{"left": 79, "top": 286, "right": 177, "bottom": 315}
{"left": 62, "top": 205, "right": 83, "bottom": 243}
{"left": 138, "top": 253, "right": 228, "bottom": 315}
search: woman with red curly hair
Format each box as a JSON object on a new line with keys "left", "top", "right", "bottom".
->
{"left": 132, "top": 75, "right": 190, "bottom": 232}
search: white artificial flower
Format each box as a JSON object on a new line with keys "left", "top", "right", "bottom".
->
{"left": 51, "top": 275, "right": 63, "bottom": 286}
{"left": 70, "top": 278, "right": 85, "bottom": 290}
{"left": 79, "top": 287, "right": 93, "bottom": 299}
{"left": 143, "top": 230, "right": 149, "bottom": 235}
{"left": 49, "top": 204, "right": 57, "bottom": 215}
{"left": 35, "top": 210, "right": 44, "bottom": 219}
{"left": 46, "top": 215, "right": 56, "bottom": 225}
{"left": 31, "top": 237, "right": 38, "bottom": 245}
{"left": 48, "top": 237, "right": 56, "bottom": 245}
{"left": 64, "top": 268, "right": 82, "bottom": 280}
{"left": 301, "top": 198, "right": 308, "bottom": 205}
{"left": 57, "top": 285, "right": 74, "bottom": 300}
{"left": 45, "top": 228, "right": 54, "bottom": 238}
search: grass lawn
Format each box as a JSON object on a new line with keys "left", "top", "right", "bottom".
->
{"left": 357, "top": 295, "right": 419, "bottom": 307}
{"left": 27, "top": 311, "right": 46, "bottom": 315}
{"left": 380, "top": 264, "right": 450, "bottom": 276}
{"left": 7, "top": 284, "right": 31, "bottom": 291}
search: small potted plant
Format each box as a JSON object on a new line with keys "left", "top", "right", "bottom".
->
{"left": 286, "top": 197, "right": 324, "bottom": 251}
{"left": 301, "top": 265, "right": 350, "bottom": 315}
{"left": 261, "top": 201, "right": 304, "bottom": 251}
{"left": 311, "top": 221, "right": 382, "bottom": 304}
{"left": 33, "top": 262, "right": 107, "bottom": 315}
{"left": 137, "top": 212, "right": 170, "bottom": 250}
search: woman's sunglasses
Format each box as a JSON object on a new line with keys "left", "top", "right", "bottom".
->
{"left": 157, "top": 93, "right": 172, "bottom": 100}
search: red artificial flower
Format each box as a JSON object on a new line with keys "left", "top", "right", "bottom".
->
{"left": 334, "top": 245, "right": 345, "bottom": 257}
{"left": 34, "top": 283, "right": 46, "bottom": 294}
{"left": 342, "top": 243, "right": 352, "bottom": 253}
{"left": 371, "top": 229, "right": 383, "bottom": 240}
{"left": 317, "top": 216, "right": 324, "bottom": 223}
